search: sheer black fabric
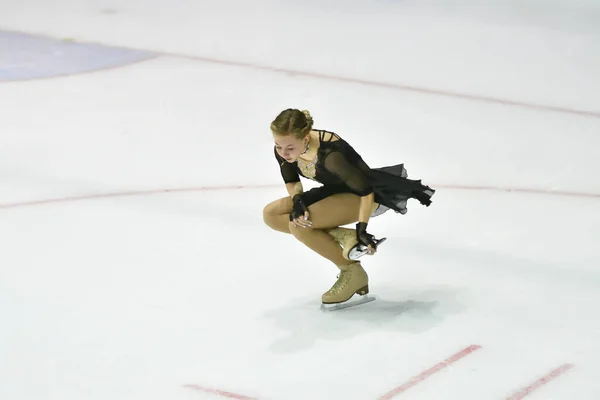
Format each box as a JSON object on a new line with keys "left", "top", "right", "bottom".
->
{"left": 274, "top": 130, "right": 435, "bottom": 214}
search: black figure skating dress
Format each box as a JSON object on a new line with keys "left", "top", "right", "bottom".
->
{"left": 274, "top": 130, "right": 435, "bottom": 214}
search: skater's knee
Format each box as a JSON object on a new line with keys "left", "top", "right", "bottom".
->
{"left": 288, "top": 221, "right": 311, "bottom": 239}
{"left": 288, "top": 221, "right": 300, "bottom": 236}
{"left": 262, "top": 203, "right": 277, "bottom": 229}
{"left": 263, "top": 201, "right": 289, "bottom": 232}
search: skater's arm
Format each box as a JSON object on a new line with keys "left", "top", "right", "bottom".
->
{"left": 322, "top": 151, "right": 373, "bottom": 197}
{"left": 286, "top": 181, "right": 304, "bottom": 199}
{"left": 275, "top": 146, "right": 301, "bottom": 184}
{"left": 323, "top": 150, "right": 375, "bottom": 224}
{"left": 358, "top": 192, "right": 375, "bottom": 224}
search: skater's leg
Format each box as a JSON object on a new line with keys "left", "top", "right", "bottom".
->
{"left": 288, "top": 193, "right": 380, "bottom": 264}
{"left": 290, "top": 221, "right": 370, "bottom": 304}
{"left": 306, "top": 193, "right": 363, "bottom": 229}
{"left": 306, "top": 193, "right": 384, "bottom": 260}
{"left": 270, "top": 192, "right": 373, "bottom": 304}
{"left": 264, "top": 192, "right": 376, "bottom": 235}
{"left": 288, "top": 221, "right": 348, "bottom": 266}
{"left": 263, "top": 196, "right": 293, "bottom": 233}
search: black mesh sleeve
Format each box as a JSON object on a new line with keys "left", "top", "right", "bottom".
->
{"left": 322, "top": 150, "right": 373, "bottom": 196}
{"left": 274, "top": 146, "right": 300, "bottom": 184}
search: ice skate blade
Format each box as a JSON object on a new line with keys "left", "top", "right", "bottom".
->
{"left": 348, "top": 237, "right": 387, "bottom": 260}
{"left": 320, "top": 295, "right": 376, "bottom": 311}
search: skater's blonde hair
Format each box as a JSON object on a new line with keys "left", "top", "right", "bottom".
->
{"left": 270, "top": 108, "right": 314, "bottom": 139}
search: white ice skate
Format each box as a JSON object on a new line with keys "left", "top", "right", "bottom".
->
{"left": 347, "top": 237, "right": 387, "bottom": 260}
{"left": 326, "top": 227, "right": 387, "bottom": 261}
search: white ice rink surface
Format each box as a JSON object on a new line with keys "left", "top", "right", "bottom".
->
{"left": 1, "top": 1, "right": 600, "bottom": 399}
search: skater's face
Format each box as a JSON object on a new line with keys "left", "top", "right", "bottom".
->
{"left": 273, "top": 134, "right": 308, "bottom": 163}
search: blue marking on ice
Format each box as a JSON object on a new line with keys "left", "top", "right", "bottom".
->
{"left": 0, "top": 31, "right": 155, "bottom": 81}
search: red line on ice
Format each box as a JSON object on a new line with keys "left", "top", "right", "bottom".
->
{"left": 0, "top": 184, "right": 598, "bottom": 211}
{"left": 0, "top": 184, "right": 276, "bottom": 209}
{"left": 168, "top": 53, "right": 600, "bottom": 120}
{"left": 504, "top": 363, "right": 574, "bottom": 400}
{"left": 184, "top": 384, "right": 259, "bottom": 400}
{"left": 3, "top": 29, "right": 600, "bottom": 119}
{"left": 434, "top": 184, "right": 600, "bottom": 199}
{"left": 377, "top": 344, "right": 482, "bottom": 399}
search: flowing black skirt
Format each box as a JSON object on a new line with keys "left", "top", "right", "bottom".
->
{"left": 301, "top": 163, "right": 435, "bottom": 215}
{"left": 369, "top": 163, "right": 435, "bottom": 214}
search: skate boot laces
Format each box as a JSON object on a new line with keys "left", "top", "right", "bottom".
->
{"left": 330, "top": 269, "right": 353, "bottom": 294}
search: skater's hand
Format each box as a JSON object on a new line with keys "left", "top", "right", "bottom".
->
{"left": 289, "top": 194, "right": 312, "bottom": 228}
{"left": 356, "top": 222, "right": 377, "bottom": 255}
{"left": 291, "top": 212, "right": 312, "bottom": 228}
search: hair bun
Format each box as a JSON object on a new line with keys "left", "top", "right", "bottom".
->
{"left": 301, "top": 109, "right": 314, "bottom": 129}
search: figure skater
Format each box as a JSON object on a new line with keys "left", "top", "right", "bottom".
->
{"left": 263, "top": 108, "right": 435, "bottom": 305}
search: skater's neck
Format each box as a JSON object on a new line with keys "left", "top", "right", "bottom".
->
{"left": 298, "top": 131, "right": 320, "bottom": 162}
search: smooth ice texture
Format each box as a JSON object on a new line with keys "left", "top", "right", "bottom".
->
{"left": 0, "top": 0, "right": 600, "bottom": 399}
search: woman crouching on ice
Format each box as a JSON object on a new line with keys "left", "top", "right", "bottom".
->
{"left": 263, "top": 108, "right": 435, "bottom": 305}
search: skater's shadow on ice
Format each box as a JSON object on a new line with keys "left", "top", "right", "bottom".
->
{"left": 263, "top": 286, "right": 465, "bottom": 354}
